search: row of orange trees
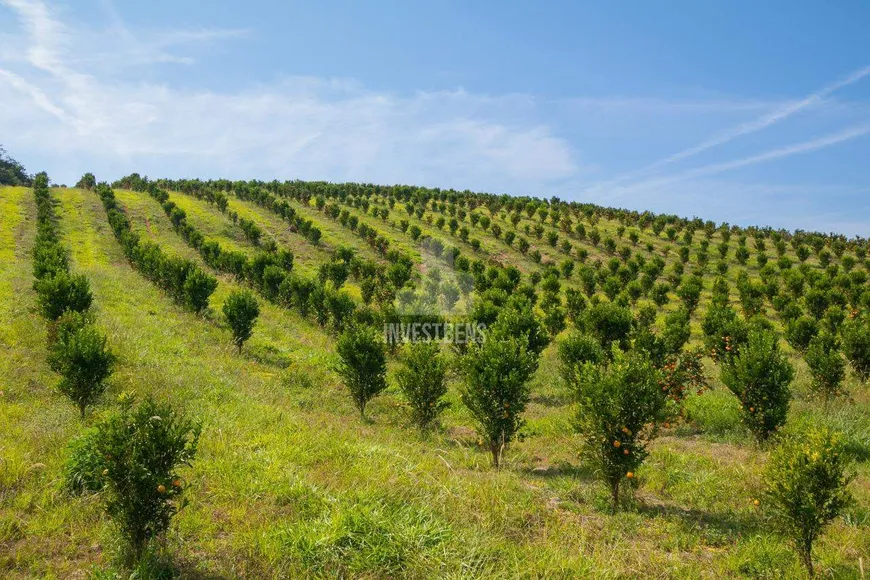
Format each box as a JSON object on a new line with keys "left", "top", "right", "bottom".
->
{"left": 25, "top": 176, "right": 200, "bottom": 566}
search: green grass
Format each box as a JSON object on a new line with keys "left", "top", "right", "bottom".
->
{"left": 1, "top": 185, "right": 868, "bottom": 577}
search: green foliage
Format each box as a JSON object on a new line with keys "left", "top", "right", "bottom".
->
{"left": 785, "top": 316, "right": 818, "bottom": 353}
{"left": 572, "top": 350, "right": 669, "bottom": 509}
{"left": 583, "top": 301, "right": 633, "bottom": 353}
{"left": 491, "top": 294, "right": 549, "bottom": 357}
{"left": 335, "top": 325, "right": 388, "bottom": 417}
{"left": 460, "top": 332, "right": 538, "bottom": 467}
{"left": 183, "top": 268, "right": 218, "bottom": 313}
{"left": 32, "top": 240, "right": 69, "bottom": 280}
{"left": 62, "top": 428, "right": 107, "bottom": 495}
{"left": 676, "top": 275, "right": 703, "bottom": 314}
{"left": 660, "top": 349, "right": 708, "bottom": 404}
{"left": 395, "top": 341, "right": 448, "bottom": 430}
{"left": 701, "top": 304, "right": 748, "bottom": 362}
{"left": 763, "top": 427, "right": 853, "bottom": 577}
{"left": 0, "top": 145, "right": 31, "bottom": 185}
{"left": 222, "top": 290, "right": 260, "bottom": 353}
{"left": 662, "top": 307, "right": 691, "bottom": 355}
{"left": 558, "top": 331, "right": 605, "bottom": 385}
{"left": 96, "top": 184, "right": 217, "bottom": 314}
{"left": 47, "top": 318, "right": 115, "bottom": 417}
{"left": 75, "top": 172, "right": 96, "bottom": 190}
{"left": 34, "top": 271, "right": 93, "bottom": 320}
{"left": 69, "top": 396, "right": 200, "bottom": 558}
{"left": 804, "top": 332, "right": 846, "bottom": 401}
{"left": 720, "top": 328, "right": 793, "bottom": 442}
{"left": 841, "top": 317, "right": 870, "bottom": 381}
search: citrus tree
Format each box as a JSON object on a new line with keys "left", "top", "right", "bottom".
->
{"left": 395, "top": 340, "right": 448, "bottom": 430}
{"left": 460, "top": 332, "right": 538, "bottom": 468}
{"left": 572, "top": 350, "right": 669, "bottom": 509}
{"left": 48, "top": 313, "right": 116, "bottom": 418}
{"left": 67, "top": 395, "right": 200, "bottom": 559}
{"left": 222, "top": 290, "right": 260, "bottom": 353}
{"left": 335, "top": 324, "right": 388, "bottom": 418}
{"left": 764, "top": 427, "right": 853, "bottom": 577}
{"left": 720, "top": 327, "right": 793, "bottom": 442}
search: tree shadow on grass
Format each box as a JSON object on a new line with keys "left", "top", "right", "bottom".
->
{"left": 244, "top": 344, "right": 293, "bottom": 369}
{"left": 530, "top": 393, "right": 571, "bottom": 408}
{"left": 843, "top": 438, "right": 870, "bottom": 463}
{"left": 520, "top": 461, "right": 598, "bottom": 482}
{"left": 633, "top": 500, "right": 762, "bottom": 545}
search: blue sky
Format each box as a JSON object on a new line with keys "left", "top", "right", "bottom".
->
{"left": 1, "top": 0, "right": 869, "bottom": 235}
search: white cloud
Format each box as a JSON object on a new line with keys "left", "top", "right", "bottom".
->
{"left": 1, "top": 0, "right": 867, "bottom": 236}
{"left": 0, "top": 0, "right": 577, "bottom": 192}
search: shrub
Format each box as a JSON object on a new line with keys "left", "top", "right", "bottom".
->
{"left": 73, "top": 396, "right": 200, "bottom": 558}
{"left": 492, "top": 294, "right": 550, "bottom": 357}
{"left": 660, "top": 349, "right": 708, "bottom": 404}
{"left": 720, "top": 327, "right": 793, "bottom": 442}
{"left": 395, "top": 341, "right": 448, "bottom": 430}
{"left": 737, "top": 278, "right": 766, "bottom": 318}
{"left": 460, "top": 332, "right": 538, "bottom": 467}
{"left": 32, "top": 242, "right": 69, "bottom": 280}
{"left": 34, "top": 271, "right": 93, "bottom": 320}
{"left": 841, "top": 317, "right": 870, "bottom": 381}
{"left": 222, "top": 290, "right": 260, "bottom": 353}
{"left": 651, "top": 282, "right": 670, "bottom": 306}
{"left": 542, "top": 303, "right": 567, "bottom": 337}
{"left": 75, "top": 172, "right": 96, "bottom": 190}
{"left": 182, "top": 268, "right": 217, "bottom": 314}
{"left": 804, "top": 333, "right": 846, "bottom": 401}
{"left": 583, "top": 301, "right": 633, "bottom": 353}
{"left": 701, "top": 304, "right": 748, "bottom": 362}
{"left": 804, "top": 288, "right": 829, "bottom": 320}
{"left": 47, "top": 321, "right": 115, "bottom": 418}
{"left": 62, "top": 428, "right": 106, "bottom": 495}
{"left": 763, "top": 427, "right": 853, "bottom": 577}
{"left": 335, "top": 325, "right": 388, "bottom": 417}
{"left": 572, "top": 350, "right": 669, "bottom": 509}
{"left": 662, "top": 307, "right": 691, "bottom": 355}
{"left": 785, "top": 316, "right": 818, "bottom": 353}
{"left": 558, "top": 331, "right": 605, "bottom": 385}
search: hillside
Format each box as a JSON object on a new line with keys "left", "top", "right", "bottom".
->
{"left": 1, "top": 176, "right": 868, "bottom": 578}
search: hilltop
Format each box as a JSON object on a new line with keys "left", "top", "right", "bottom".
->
{"left": 1, "top": 173, "right": 868, "bottom": 578}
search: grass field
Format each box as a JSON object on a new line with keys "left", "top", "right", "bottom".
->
{"left": 1, "top": 183, "right": 868, "bottom": 578}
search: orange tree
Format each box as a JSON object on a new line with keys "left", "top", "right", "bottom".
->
{"left": 764, "top": 427, "right": 853, "bottom": 577}
{"left": 721, "top": 327, "right": 793, "bottom": 442}
{"left": 571, "top": 349, "right": 670, "bottom": 509}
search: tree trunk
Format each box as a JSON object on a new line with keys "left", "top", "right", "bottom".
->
{"left": 800, "top": 542, "right": 814, "bottom": 578}
{"left": 610, "top": 479, "right": 620, "bottom": 512}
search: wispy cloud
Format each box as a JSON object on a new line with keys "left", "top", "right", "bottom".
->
{"left": 0, "top": 0, "right": 867, "bottom": 235}
{"left": 608, "top": 64, "right": 870, "bottom": 183}
{"left": 0, "top": 0, "right": 577, "bottom": 191}
{"left": 614, "top": 122, "right": 870, "bottom": 194}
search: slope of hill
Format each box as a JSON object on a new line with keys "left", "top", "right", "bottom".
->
{"left": 1, "top": 177, "right": 868, "bottom": 578}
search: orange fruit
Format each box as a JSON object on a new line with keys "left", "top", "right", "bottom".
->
{"left": 172, "top": 479, "right": 182, "bottom": 488}
{"left": 613, "top": 440, "right": 621, "bottom": 448}
{"left": 626, "top": 472, "right": 634, "bottom": 479}
{"left": 753, "top": 499, "right": 760, "bottom": 507}
{"left": 157, "top": 484, "right": 166, "bottom": 494}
